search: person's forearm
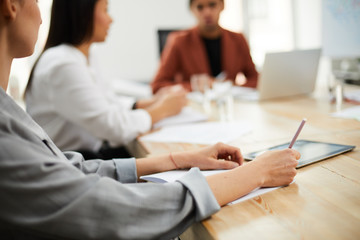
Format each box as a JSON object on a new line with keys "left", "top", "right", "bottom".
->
{"left": 136, "top": 154, "right": 176, "bottom": 177}
{"left": 136, "top": 151, "right": 196, "bottom": 177}
{"left": 145, "top": 104, "right": 166, "bottom": 124}
{"left": 151, "top": 79, "right": 175, "bottom": 94}
{"left": 135, "top": 98, "right": 156, "bottom": 109}
{"left": 206, "top": 161, "right": 263, "bottom": 206}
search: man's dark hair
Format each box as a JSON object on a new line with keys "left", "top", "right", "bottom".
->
{"left": 189, "top": 0, "right": 224, "bottom": 7}
{"left": 25, "top": 0, "right": 98, "bottom": 96}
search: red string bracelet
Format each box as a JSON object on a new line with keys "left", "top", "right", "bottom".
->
{"left": 169, "top": 152, "right": 179, "bottom": 169}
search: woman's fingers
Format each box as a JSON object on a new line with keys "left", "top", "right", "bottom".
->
{"left": 214, "top": 142, "right": 244, "bottom": 165}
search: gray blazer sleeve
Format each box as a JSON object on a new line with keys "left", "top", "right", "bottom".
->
{"left": 0, "top": 118, "right": 220, "bottom": 240}
{"left": 64, "top": 151, "right": 138, "bottom": 183}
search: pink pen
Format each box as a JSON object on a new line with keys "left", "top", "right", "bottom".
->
{"left": 288, "top": 118, "right": 307, "bottom": 148}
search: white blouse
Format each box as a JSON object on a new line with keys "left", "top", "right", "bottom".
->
{"left": 26, "top": 44, "right": 152, "bottom": 152}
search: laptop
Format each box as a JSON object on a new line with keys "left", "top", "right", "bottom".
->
{"left": 233, "top": 49, "right": 322, "bottom": 101}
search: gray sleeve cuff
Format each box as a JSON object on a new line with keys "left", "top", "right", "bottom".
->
{"left": 65, "top": 151, "right": 117, "bottom": 179}
{"left": 113, "top": 158, "right": 138, "bottom": 183}
{"left": 176, "top": 167, "right": 220, "bottom": 221}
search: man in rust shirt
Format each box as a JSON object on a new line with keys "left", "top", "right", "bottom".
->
{"left": 151, "top": 0, "right": 258, "bottom": 93}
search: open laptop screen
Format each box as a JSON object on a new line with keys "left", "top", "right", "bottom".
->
{"left": 232, "top": 49, "right": 322, "bottom": 101}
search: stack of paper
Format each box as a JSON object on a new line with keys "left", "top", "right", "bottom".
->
{"left": 331, "top": 106, "right": 360, "bottom": 121}
{"left": 141, "top": 121, "right": 252, "bottom": 145}
{"left": 153, "top": 107, "right": 208, "bottom": 129}
{"left": 345, "top": 90, "right": 360, "bottom": 103}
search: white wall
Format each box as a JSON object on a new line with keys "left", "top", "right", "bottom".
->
{"left": 94, "top": 0, "right": 244, "bottom": 82}
{"left": 293, "top": 0, "right": 321, "bottom": 49}
{"left": 94, "top": 0, "right": 195, "bottom": 82}
{"left": 293, "top": 0, "right": 328, "bottom": 93}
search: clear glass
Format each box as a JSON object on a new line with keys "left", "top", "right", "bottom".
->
{"left": 213, "top": 81, "right": 234, "bottom": 122}
{"left": 190, "top": 74, "right": 212, "bottom": 113}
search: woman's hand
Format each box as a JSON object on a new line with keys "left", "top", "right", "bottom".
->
{"left": 173, "top": 142, "right": 243, "bottom": 170}
{"left": 146, "top": 86, "right": 188, "bottom": 124}
{"left": 252, "top": 149, "right": 301, "bottom": 187}
{"left": 137, "top": 85, "right": 187, "bottom": 110}
{"left": 235, "top": 72, "right": 247, "bottom": 86}
{"left": 154, "top": 84, "right": 187, "bottom": 99}
{"left": 135, "top": 142, "right": 242, "bottom": 177}
{"left": 157, "top": 90, "right": 188, "bottom": 116}
{"left": 206, "top": 148, "right": 300, "bottom": 206}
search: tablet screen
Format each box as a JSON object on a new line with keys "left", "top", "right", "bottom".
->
{"left": 244, "top": 140, "right": 355, "bottom": 168}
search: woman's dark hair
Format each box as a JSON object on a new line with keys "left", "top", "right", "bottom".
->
{"left": 24, "top": 0, "right": 98, "bottom": 97}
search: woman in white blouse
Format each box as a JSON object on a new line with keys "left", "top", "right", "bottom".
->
{"left": 25, "top": 0, "right": 187, "bottom": 159}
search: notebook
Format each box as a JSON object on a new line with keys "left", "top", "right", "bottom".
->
{"left": 243, "top": 140, "right": 355, "bottom": 168}
{"left": 234, "top": 48, "right": 322, "bottom": 101}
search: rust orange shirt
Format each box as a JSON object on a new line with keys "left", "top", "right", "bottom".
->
{"left": 151, "top": 27, "right": 258, "bottom": 93}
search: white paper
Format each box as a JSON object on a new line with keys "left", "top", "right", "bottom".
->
{"left": 140, "top": 169, "right": 227, "bottom": 183}
{"left": 231, "top": 86, "right": 257, "bottom": 95}
{"left": 229, "top": 186, "right": 279, "bottom": 205}
{"left": 231, "top": 86, "right": 259, "bottom": 101}
{"left": 344, "top": 90, "right": 360, "bottom": 103}
{"left": 141, "top": 121, "right": 252, "bottom": 145}
{"left": 140, "top": 169, "right": 281, "bottom": 205}
{"left": 331, "top": 105, "right": 360, "bottom": 121}
{"left": 187, "top": 86, "right": 259, "bottom": 103}
{"left": 153, "top": 107, "right": 208, "bottom": 129}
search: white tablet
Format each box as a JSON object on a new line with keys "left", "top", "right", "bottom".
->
{"left": 244, "top": 140, "right": 355, "bottom": 168}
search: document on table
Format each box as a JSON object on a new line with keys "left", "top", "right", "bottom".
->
{"left": 345, "top": 90, "right": 360, "bottom": 103}
{"left": 153, "top": 106, "right": 208, "bottom": 129}
{"left": 140, "top": 169, "right": 282, "bottom": 205}
{"left": 331, "top": 106, "right": 360, "bottom": 121}
{"left": 187, "top": 86, "right": 258, "bottom": 103}
{"left": 231, "top": 86, "right": 259, "bottom": 101}
{"left": 141, "top": 121, "right": 252, "bottom": 145}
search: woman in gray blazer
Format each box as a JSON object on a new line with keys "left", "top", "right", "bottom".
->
{"left": 0, "top": 0, "right": 300, "bottom": 239}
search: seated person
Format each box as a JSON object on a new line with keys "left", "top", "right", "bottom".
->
{"left": 151, "top": 0, "right": 258, "bottom": 93}
{"left": 1, "top": 0, "right": 300, "bottom": 239}
{"left": 25, "top": 0, "right": 187, "bottom": 160}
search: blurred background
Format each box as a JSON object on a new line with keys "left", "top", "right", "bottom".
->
{"left": 8, "top": 0, "right": 360, "bottom": 102}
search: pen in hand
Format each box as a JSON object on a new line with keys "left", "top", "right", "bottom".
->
{"left": 288, "top": 118, "right": 307, "bottom": 148}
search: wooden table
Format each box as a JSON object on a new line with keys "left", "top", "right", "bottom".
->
{"left": 133, "top": 90, "right": 360, "bottom": 240}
